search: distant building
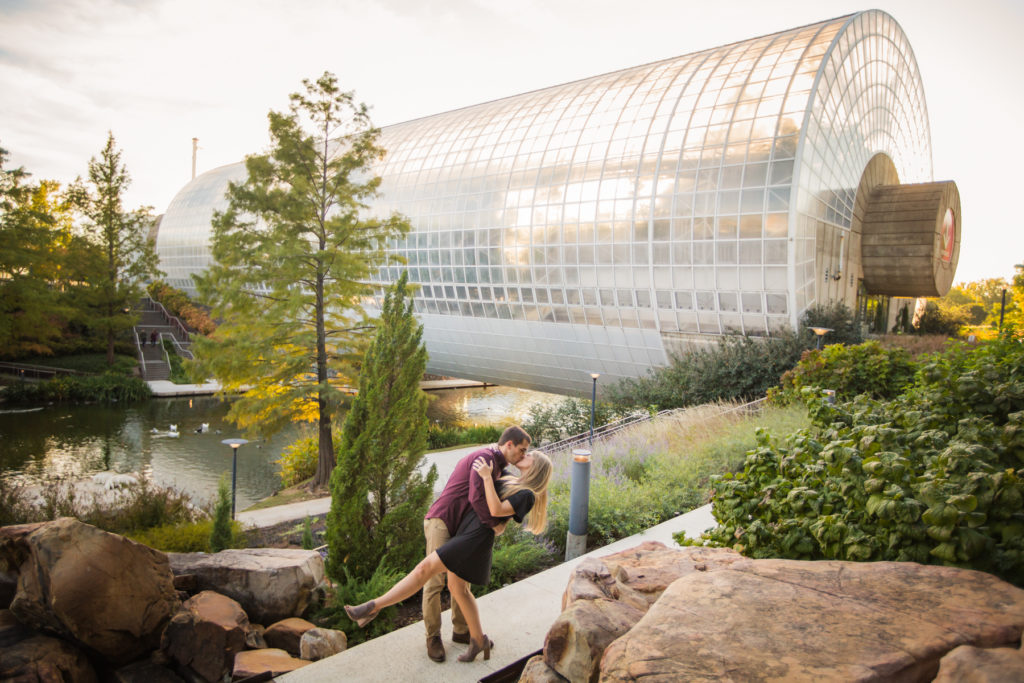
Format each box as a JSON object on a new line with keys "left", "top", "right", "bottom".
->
{"left": 156, "top": 10, "right": 960, "bottom": 395}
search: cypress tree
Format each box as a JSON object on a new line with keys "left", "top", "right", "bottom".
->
{"left": 210, "top": 475, "right": 232, "bottom": 552}
{"left": 326, "top": 271, "right": 437, "bottom": 582}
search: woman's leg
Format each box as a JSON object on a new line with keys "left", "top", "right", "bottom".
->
{"left": 370, "top": 551, "right": 447, "bottom": 610}
{"left": 446, "top": 571, "right": 483, "bottom": 644}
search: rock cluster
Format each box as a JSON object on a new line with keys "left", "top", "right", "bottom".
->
{"left": 521, "top": 541, "right": 1024, "bottom": 682}
{"left": 0, "top": 518, "right": 345, "bottom": 682}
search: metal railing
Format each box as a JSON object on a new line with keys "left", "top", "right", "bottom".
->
{"left": 131, "top": 326, "right": 149, "bottom": 379}
{"left": 542, "top": 397, "right": 769, "bottom": 455}
{"left": 144, "top": 298, "right": 193, "bottom": 346}
{"left": 0, "top": 361, "right": 88, "bottom": 380}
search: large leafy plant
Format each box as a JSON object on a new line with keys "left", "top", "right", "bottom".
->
{"left": 696, "top": 335, "right": 1024, "bottom": 586}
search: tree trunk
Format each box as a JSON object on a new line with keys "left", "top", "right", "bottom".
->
{"left": 311, "top": 266, "right": 334, "bottom": 489}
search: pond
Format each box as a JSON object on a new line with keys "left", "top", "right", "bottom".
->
{"left": 0, "top": 385, "right": 560, "bottom": 510}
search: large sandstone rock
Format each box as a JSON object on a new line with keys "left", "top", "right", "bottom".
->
{"left": 0, "top": 608, "right": 32, "bottom": 648}
{"left": 264, "top": 616, "right": 316, "bottom": 656}
{"left": 600, "top": 559, "right": 1024, "bottom": 681}
{"left": 111, "top": 656, "right": 187, "bottom": 683}
{"left": 0, "top": 633, "right": 97, "bottom": 682}
{"left": 4, "top": 518, "right": 179, "bottom": 665}
{"left": 299, "top": 627, "right": 347, "bottom": 661}
{"left": 545, "top": 542, "right": 744, "bottom": 682}
{"left": 161, "top": 590, "right": 253, "bottom": 683}
{"left": 232, "top": 648, "right": 309, "bottom": 680}
{"left": 934, "top": 643, "right": 1024, "bottom": 682}
{"left": 168, "top": 548, "right": 324, "bottom": 624}
{"left": 519, "top": 654, "right": 568, "bottom": 682}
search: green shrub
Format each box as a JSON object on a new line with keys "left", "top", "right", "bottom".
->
{"left": 800, "top": 302, "right": 864, "bottom": 347}
{"left": 161, "top": 339, "right": 191, "bottom": 384}
{"left": 277, "top": 433, "right": 340, "bottom": 488}
{"left": 606, "top": 331, "right": 806, "bottom": 411}
{"left": 522, "top": 397, "right": 630, "bottom": 445}
{"left": 479, "top": 524, "right": 557, "bottom": 595}
{"left": 210, "top": 475, "right": 233, "bottom": 552}
{"left": 314, "top": 564, "right": 406, "bottom": 646}
{"left": 3, "top": 373, "right": 151, "bottom": 405}
{"left": 302, "top": 515, "right": 314, "bottom": 550}
{"left": 9, "top": 353, "right": 138, "bottom": 376}
{"left": 772, "top": 340, "right": 917, "bottom": 404}
{"left": 130, "top": 519, "right": 245, "bottom": 552}
{"left": 697, "top": 336, "right": 1024, "bottom": 586}
{"left": 425, "top": 423, "right": 502, "bottom": 450}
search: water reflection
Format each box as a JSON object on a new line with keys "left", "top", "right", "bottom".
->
{"left": 0, "top": 385, "right": 558, "bottom": 510}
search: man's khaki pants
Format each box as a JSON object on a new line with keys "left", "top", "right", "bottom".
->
{"left": 422, "top": 517, "right": 467, "bottom": 638}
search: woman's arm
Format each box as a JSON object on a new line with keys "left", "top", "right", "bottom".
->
{"left": 472, "top": 456, "right": 515, "bottom": 517}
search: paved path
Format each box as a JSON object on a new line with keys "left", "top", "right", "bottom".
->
{"left": 279, "top": 504, "right": 717, "bottom": 682}
{"left": 235, "top": 445, "right": 483, "bottom": 528}
{"left": 147, "top": 379, "right": 492, "bottom": 398}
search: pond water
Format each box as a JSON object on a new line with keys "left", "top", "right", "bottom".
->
{"left": 0, "top": 385, "right": 560, "bottom": 510}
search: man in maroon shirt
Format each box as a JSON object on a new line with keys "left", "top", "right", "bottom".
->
{"left": 421, "top": 425, "right": 531, "bottom": 662}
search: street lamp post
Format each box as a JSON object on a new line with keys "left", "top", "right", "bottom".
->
{"left": 589, "top": 373, "right": 599, "bottom": 445}
{"left": 221, "top": 438, "right": 249, "bottom": 519}
{"left": 809, "top": 327, "right": 833, "bottom": 350}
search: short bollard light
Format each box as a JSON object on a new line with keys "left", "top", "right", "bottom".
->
{"left": 565, "top": 448, "right": 592, "bottom": 561}
{"left": 221, "top": 438, "right": 249, "bottom": 519}
{"left": 823, "top": 389, "right": 836, "bottom": 404}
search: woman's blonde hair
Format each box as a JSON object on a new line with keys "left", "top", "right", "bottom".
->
{"left": 499, "top": 451, "right": 552, "bottom": 535}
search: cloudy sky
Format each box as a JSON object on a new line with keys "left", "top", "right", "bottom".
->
{"left": 2, "top": 0, "right": 1022, "bottom": 284}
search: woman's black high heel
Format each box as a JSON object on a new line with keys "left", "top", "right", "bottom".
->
{"left": 458, "top": 635, "right": 493, "bottom": 662}
{"left": 344, "top": 600, "right": 379, "bottom": 628}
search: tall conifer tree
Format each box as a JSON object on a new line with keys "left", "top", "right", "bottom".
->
{"left": 192, "top": 73, "right": 410, "bottom": 487}
{"left": 326, "top": 271, "right": 436, "bottom": 582}
{"left": 68, "top": 134, "right": 160, "bottom": 366}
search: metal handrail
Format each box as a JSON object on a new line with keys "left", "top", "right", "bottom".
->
{"left": 145, "top": 298, "right": 193, "bottom": 344}
{"left": 131, "top": 326, "right": 148, "bottom": 379}
{"left": 542, "top": 397, "right": 768, "bottom": 455}
{"left": 0, "top": 361, "right": 88, "bottom": 379}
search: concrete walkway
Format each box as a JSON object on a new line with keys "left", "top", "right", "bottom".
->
{"left": 147, "top": 378, "right": 493, "bottom": 398}
{"left": 278, "top": 504, "right": 716, "bottom": 682}
{"left": 236, "top": 445, "right": 481, "bottom": 528}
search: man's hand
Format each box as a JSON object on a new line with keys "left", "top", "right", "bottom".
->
{"left": 493, "top": 521, "right": 508, "bottom": 536}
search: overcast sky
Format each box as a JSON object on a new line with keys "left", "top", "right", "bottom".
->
{"left": 2, "top": 0, "right": 1022, "bottom": 284}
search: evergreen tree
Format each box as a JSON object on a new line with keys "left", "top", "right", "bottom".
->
{"left": 68, "top": 134, "right": 161, "bottom": 366}
{"left": 326, "top": 271, "right": 436, "bottom": 582}
{"left": 210, "top": 475, "right": 232, "bottom": 552}
{"left": 191, "top": 72, "right": 410, "bottom": 488}
{"left": 0, "top": 148, "right": 72, "bottom": 358}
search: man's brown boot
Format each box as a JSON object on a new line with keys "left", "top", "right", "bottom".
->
{"left": 426, "top": 635, "right": 446, "bottom": 662}
{"left": 451, "top": 631, "right": 471, "bottom": 644}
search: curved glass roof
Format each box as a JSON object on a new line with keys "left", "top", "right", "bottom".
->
{"left": 156, "top": 9, "right": 933, "bottom": 394}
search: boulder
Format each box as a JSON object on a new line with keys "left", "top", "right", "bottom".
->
{"left": 543, "top": 542, "right": 744, "bottom": 680}
{"left": 246, "top": 622, "right": 268, "bottom": 649}
{"left": 0, "top": 569, "right": 16, "bottom": 608}
{"left": 231, "top": 648, "right": 309, "bottom": 680}
{"left": 0, "top": 633, "right": 97, "bottom": 682}
{"left": 5, "top": 517, "right": 179, "bottom": 665}
{"left": 299, "top": 627, "right": 347, "bottom": 661}
{"left": 111, "top": 656, "right": 187, "bottom": 683}
{"left": 0, "top": 608, "right": 32, "bottom": 648}
{"left": 934, "top": 644, "right": 1024, "bottom": 682}
{"left": 600, "top": 559, "right": 1024, "bottom": 681}
{"left": 168, "top": 548, "right": 324, "bottom": 624}
{"left": 519, "top": 654, "right": 568, "bottom": 682}
{"left": 264, "top": 616, "right": 316, "bottom": 656}
{"left": 161, "top": 590, "right": 254, "bottom": 683}
{"left": 544, "top": 598, "right": 645, "bottom": 683}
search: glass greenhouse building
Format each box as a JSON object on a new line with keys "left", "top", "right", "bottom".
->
{"left": 156, "top": 9, "right": 961, "bottom": 395}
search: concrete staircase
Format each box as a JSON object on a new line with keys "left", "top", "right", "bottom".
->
{"left": 131, "top": 298, "right": 196, "bottom": 381}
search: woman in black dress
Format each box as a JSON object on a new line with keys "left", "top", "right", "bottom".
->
{"left": 345, "top": 451, "right": 552, "bottom": 662}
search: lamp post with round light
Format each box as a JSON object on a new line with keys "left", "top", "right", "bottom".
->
{"left": 221, "top": 438, "right": 249, "bottom": 519}
{"left": 809, "top": 327, "right": 832, "bottom": 350}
